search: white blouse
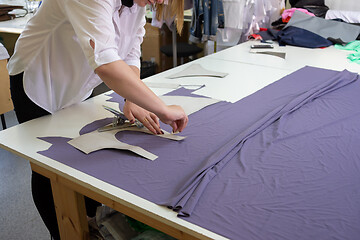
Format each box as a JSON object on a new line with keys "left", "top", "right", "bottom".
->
{"left": 7, "top": 0, "right": 146, "bottom": 113}
{"left": 0, "top": 43, "right": 9, "bottom": 60}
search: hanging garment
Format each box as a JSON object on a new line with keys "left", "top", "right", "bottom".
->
{"left": 189, "top": 0, "right": 225, "bottom": 42}
{"left": 239, "top": 0, "right": 284, "bottom": 43}
{"left": 150, "top": 0, "right": 193, "bottom": 29}
{"left": 217, "top": 0, "right": 284, "bottom": 46}
{"left": 222, "top": 0, "right": 246, "bottom": 29}
{"left": 216, "top": 28, "right": 243, "bottom": 50}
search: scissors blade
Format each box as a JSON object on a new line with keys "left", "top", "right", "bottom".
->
{"left": 102, "top": 105, "right": 127, "bottom": 121}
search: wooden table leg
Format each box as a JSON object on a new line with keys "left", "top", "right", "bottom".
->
{"left": 31, "top": 163, "right": 90, "bottom": 239}
{"left": 50, "top": 175, "right": 90, "bottom": 240}
{"left": 30, "top": 163, "right": 212, "bottom": 240}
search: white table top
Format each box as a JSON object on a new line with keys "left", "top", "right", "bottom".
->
{"left": 143, "top": 57, "right": 292, "bottom": 103}
{"left": 208, "top": 41, "right": 360, "bottom": 74}
{"left": 0, "top": 91, "right": 228, "bottom": 239}
{"left": 0, "top": 54, "right": 294, "bottom": 239}
{"left": 0, "top": 13, "right": 31, "bottom": 34}
{"left": 0, "top": 0, "right": 32, "bottom": 34}
{"left": 0, "top": 41, "right": 358, "bottom": 239}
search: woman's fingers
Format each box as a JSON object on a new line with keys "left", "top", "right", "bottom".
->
{"left": 141, "top": 117, "right": 156, "bottom": 134}
{"left": 150, "top": 112, "right": 160, "bottom": 128}
{"left": 176, "top": 116, "right": 188, "bottom": 133}
{"left": 123, "top": 100, "right": 163, "bottom": 134}
{"left": 142, "top": 116, "right": 162, "bottom": 135}
{"left": 160, "top": 105, "right": 188, "bottom": 133}
{"left": 170, "top": 121, "right": 178, "bottom": 133}
{"left": 123, "top": 101, "right": 188, "bottom": 135}
{"left": 124, "top": 110, "right": 135, "bottom": 124}
{"left": 171, "top": 116, "right": 188, "bottom": 133}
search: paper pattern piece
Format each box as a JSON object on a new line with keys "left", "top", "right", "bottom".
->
{"left": 159, "top": 95, "right": 221, "bottom": 115}
{"left": 145, "top": 82, "right": 181, "bottom": 89}
{"left": 106, "top": 88, "right": 222, "bottom": 120}
{"left": 65, "top": 89, "right": 219, "bottom": 160}
{"left": 166, "top": 64, "right": 228, "bottom": 79}
{"left": 250, "top": 50, "right": 286, "bottom": 59}
{"left": 145, "top": 82, "right": 205, "bottom": 89}
{"left": 68, "top": 130, "right": 158, "bottom": 161}
{"left": 68, "top": 124, "right": 185, "bottom": 160}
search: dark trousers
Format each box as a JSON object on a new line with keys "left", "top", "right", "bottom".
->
{"left": 10, "top": 73, "right": 100, "bottom": 240}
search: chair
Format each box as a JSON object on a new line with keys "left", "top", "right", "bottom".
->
{"left": 160, "top": 22, "right": 203, "bottom": 67}
{"left": 0, "top": 58, "right": 13, "bottom": 130}
{"left": 160, "top": 42, "right": 203, "bottom": 66}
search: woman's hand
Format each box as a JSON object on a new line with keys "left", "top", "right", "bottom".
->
{"left": 123, "top": 101, "right": 188, "bottom": 134}
{"left": 123, "top": 100, "right": 162, "bottom": 135}
{"left": 159, "top": 105, "right": 188, "bottom": 133}
{"left": 96, "top": 61, "right": 188, "bottom": 133}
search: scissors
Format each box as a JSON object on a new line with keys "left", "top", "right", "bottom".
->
{"left": 98, "top": 105, "right": 144, "bottom": 132}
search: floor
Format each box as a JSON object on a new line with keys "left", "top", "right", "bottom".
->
{"left": 0, "top": 110, "right": 50, "bottom": 240}
{"left": 0, "top": 83, "right": 110, "bottom": 240}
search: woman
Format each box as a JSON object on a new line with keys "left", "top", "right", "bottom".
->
{"left": 7, "top": 0, "right": 188, "bottom": 239}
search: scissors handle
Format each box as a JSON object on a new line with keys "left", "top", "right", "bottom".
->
{"left": 102, "top": 105, "right": 144, "bottom": 129}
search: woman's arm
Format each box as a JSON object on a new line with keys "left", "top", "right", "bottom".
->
{"left": 123, "top": 65, "right": 161, "bottom": 134}
{"left": 96, "top": 60, "right": 188, "bottom": 133}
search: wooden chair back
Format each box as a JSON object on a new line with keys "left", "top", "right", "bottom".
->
{"left": 0, "top": 59, "right": 13, "bottom": 115}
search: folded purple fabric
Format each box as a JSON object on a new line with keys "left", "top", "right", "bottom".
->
{"left": 38, "top": 66, "right": 360, "bottom": 239}
{"left": 168, "top": 67, "right": 358, "bottom": 217}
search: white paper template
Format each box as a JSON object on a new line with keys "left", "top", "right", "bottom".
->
{"left": 68, "top": 130, "right": 158, "bottom": 161}
{"left": 159, "top": 95, "right": 221, "bottom": 115}
{"left": 166, "top": 64, "right": 228, "bottom": 79}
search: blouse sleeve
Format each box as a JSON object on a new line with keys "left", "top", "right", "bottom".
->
{"left": 123, "top": 7, "right": 146, "bottom": 69}
{"left": 63, "top": 0, "right": 121, "bottom": 70}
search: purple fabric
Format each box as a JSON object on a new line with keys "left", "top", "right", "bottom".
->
{"left": 38, "top": 66, "right": 360, "bottom": 239}
{"left": 105, "top": 86, "right": 208, "bottom": 110}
